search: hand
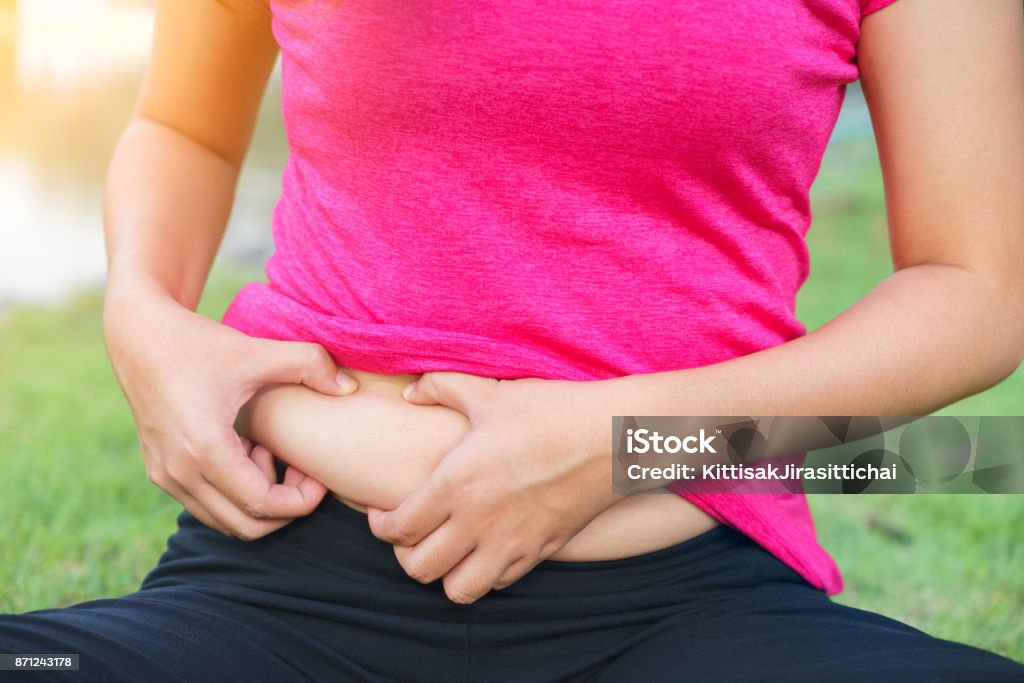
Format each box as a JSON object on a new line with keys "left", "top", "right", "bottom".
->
{"left": 103, "top": 286, "right": 359, "bottom": 540}
{"left": 366, "top": 372, "right": 623, "bottom": 604}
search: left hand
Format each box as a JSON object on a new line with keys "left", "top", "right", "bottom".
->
{"left": 366, "top": 372, "right": 623, "bottom": 604}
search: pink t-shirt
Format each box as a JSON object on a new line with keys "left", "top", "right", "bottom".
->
{"left": 223, "top": 0, "right": 902, "bottom": 595}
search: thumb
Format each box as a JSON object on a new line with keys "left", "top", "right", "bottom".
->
{"left": 249, "top": 339, "right": 358, "bottom": 396}
{"left": 402, "top": 371, "right": 494, "bottom": 416}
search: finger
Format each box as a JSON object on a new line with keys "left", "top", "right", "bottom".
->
{"left": 157, "top": 476, "right": 229, "bottom": 534}
{"left": 392, "top": 521, "right": 477, "bottom": 584}
{"left": 401, "top": 372, "right": 495, "bottom": 415}
{"left": 189, "top": 477, "right": 292, "bottom": 540}
{"left": 162, "top": 470, "right": 289, "bottom": 540}
{"left": 248, "top": 339, "right": 357, "bottom": 396}
{"left": 281, "top": 463, "right": 304, "bottom": 486}
{"left": 281, "top": 463, "right": 328, "bottom": 501}
{"left": 164, "top": 438, "right": 300, "bottom": 540}
{"left": 145, "top": 455, "right": 223, "bottom": 530}
{"left": 250, "top": 443, "right": 277, "bottom": 483}
{"left": 200, "top": 430, "right": 328, "bottom": 520}
{"left": 441, "top": 548, "right": 513, "bottom": 605}
{"left": 366, "top": 472, "right": 452, "bottom": 546}
{"left": 493, "top": 555, "right": 538, "bottom": 590}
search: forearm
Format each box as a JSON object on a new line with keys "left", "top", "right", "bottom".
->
{"left": 102, "top": 118, "right": 239, "bottom": 314}
{"left": 601, "top": 263, "right": 1024, "bottom": 421}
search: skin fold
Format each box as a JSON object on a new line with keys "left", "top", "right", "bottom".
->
{"left": 234, "top": 367, "right": 721, "bottom": 563}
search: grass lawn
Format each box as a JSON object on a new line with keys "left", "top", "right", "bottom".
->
{"left": 1, "top": 137, "right": 1021, "bottom": 663}
{"left": 802, "top": 137, "right": 1024, "bottom": 661}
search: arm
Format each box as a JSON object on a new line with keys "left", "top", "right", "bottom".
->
{"left": 609, "top": 0, "right": 1024, "bottom": 418}
{"left": 370, "top": 0, "right": 1024, "bottom": 603}
{"left": 103, "top": 0, "right": 358, "bottom": 540}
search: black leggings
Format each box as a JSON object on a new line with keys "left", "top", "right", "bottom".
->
{"left": 2, "top": 495, "right": 1022, "bottom": 682}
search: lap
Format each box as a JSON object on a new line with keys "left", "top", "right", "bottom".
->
{"left": 589, "top": 581, "right": 1024, "bottom": 682}
{"left": 2, "top": 498, "right": 1021, "bottom": 682}
{"left": 0, "top": 590, "right": 305, "bottom": 682}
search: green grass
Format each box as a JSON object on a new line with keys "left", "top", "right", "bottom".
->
{"left": 802, "top": 137, "right": 1024, "bottom": 661}
{"left": 0, "top": 270, "right": 250, "bottom": 609}
{"left": 808, "top": 496, "right": 1024, "bottom": 660}
{"left": 1, "top": 138, "right": 1022, "bottom": 663}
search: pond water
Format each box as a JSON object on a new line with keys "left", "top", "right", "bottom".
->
{"left": 0, "top": 0, "right": 877, "bottom": 308}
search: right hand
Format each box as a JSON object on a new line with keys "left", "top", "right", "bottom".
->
{"left": 103, "top": 287, "right": 358, "bottom": 540}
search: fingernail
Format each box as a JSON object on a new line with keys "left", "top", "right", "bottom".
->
{"left": 336, "top": 371, "right": 357, "bottom": 394}
{"left": 402, "top": 381, "right": 417, "bottom": 400}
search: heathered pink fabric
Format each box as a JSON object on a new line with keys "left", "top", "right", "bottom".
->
{"left": 222, "top": 0, "right": 902, "bottom": 595}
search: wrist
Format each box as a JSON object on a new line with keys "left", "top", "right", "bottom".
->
{"left": 566, "top": 377, "right": 632, "bottom": 510}
{"left": 102, "top": 276, "right": 189, "bottom": 354}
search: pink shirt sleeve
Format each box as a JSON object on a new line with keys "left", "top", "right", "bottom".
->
{"left": 861, "top": 0, "right": 901, "bottom": 20}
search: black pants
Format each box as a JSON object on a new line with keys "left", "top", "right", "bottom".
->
{"left": 2, "top": 495, "right": 1022, "bottom": 682}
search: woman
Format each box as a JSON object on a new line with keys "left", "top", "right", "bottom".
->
{"left": 2, "top": 0, "right": 1023, "bottom": 680}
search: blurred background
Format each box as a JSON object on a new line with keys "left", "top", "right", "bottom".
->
{"left": 1, "top": 0, "right": 1021, "bottom": 662}
{"left": 0, "top": 0, "right": 283, "bottom": 307}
